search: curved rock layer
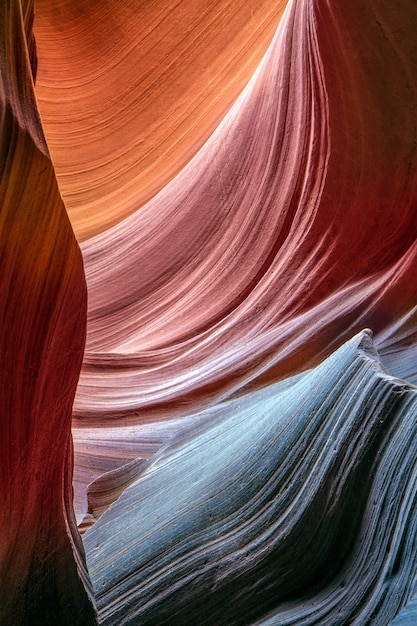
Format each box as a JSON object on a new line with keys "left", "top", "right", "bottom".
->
{"left": 84, "top": 332, "right": 417, "bottom": 625}
{"left": 7, "top": 0, "right": 417, "bottom": 622}
{"left": 0, "top": 1, "right": 95, "bottom": 623}
{"left": 73, "top": 0, "right": 417, "bottom": 431}
{"left": 392, "top": 598, "right": 417, "bottom": 625}
{"left": 70, "top": 1, "right": 417, "bottom": 621}
{"left": 33, "top": 0, "right": 287, "bottom": 240}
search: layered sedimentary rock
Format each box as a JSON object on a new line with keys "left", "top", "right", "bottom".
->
{"left": 33, "top": 0, "right": 287, "bottom": 240}
{"left": 0, "top": 1, "right": 95, "bottom": 623}
{"left": 3, "top": 0, "right": 417, "bottom": 623}
{"left": 77, "top": 1, "right": 417, "bottom": 621}
{"left": 84, "top": 332, "right": 417, "bottom": 625}
{"left": 71, "top": 0, "right": 417, "bottom": 428}
{"left": 392, "top": 598, "right": 417, "bottom": 625}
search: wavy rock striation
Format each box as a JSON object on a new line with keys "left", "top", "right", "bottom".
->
{"left": 4, "top": 0, "right": 415, "bottom": 622}
{"left": 72, "top": 0, "right": 417, "bottom": 435}
{"left": 63, "top": 0, "right": 417, "bottom": 527}
{"left": 0, "top": 1, "right": 96, "bottom": 623}
{"left": 391, "top": 597, "right": 417, "bottom": 625}
{"left": 84, "top": 331, "right": 417, "bottom": 625}
{"left": 33, "top": 0, "right": 287, "bottom": 240}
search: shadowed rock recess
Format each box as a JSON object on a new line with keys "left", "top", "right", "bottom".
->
{"left": 0, "top": 1, "right": 96, "bottom": 623}
{"left": 2, "top": 0, "right": 417, "bottom": 624}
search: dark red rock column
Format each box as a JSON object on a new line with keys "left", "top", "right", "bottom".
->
{"left": 0, "top": 1, "right": 96, "bottom": 623}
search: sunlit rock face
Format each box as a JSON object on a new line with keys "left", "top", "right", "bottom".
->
{"left": 54, "top": 0, "right": 417, "bottom": 536}
{"left": 69, "top": 0, "right": 417, "bottom": 429}
{"left": 2, "top": 0, "right": 417, "bottom": 623}
{"left": 33, "top": 0, "right": 287, "bottom": 240}
{"left": 0, "top": 1, "right": 96, "bottom": 623}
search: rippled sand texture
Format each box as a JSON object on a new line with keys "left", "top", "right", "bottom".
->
{"left": 3, "top": 0, "right": 417, "bottom": 623}
{"left": 0, "top": 1, "right": 95, "bottom": 623}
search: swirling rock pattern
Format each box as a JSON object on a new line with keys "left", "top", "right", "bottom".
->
{"left": 84, "top": 332, "right": 417, "bottom": 625}
{"left": 2, "top": 0, "right": 417, "bottom": 623}
{"left": 72, "top": 0, "right": 417, "bottom": 429}
{"left": 33, "top": 0, "right": 287, "bottom": 240}
{"left": 55, "top": 0, "right": 417, "bottom": 536}
{"left": 0, "top": 1, "right": 95, "bottom": 623}
{"left": 77, "top": 0, "right": 417, "bottom": 621}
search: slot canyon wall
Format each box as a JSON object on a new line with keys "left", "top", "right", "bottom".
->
{"left": 1, "top": 0, "right": 417, "bottom": 623}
